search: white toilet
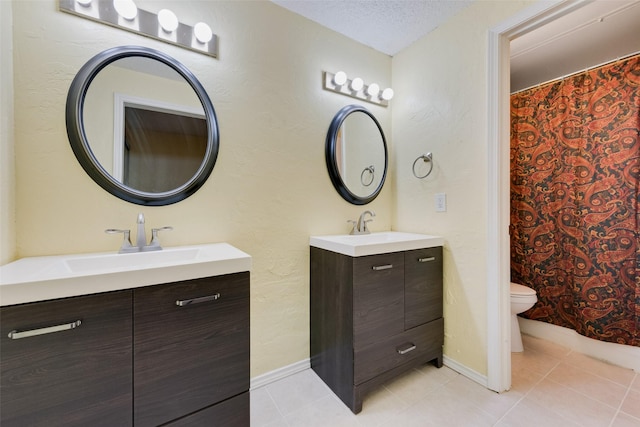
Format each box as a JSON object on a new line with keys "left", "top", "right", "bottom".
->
{"left": 510, "top": 282, "right": 538, "bottom": 352}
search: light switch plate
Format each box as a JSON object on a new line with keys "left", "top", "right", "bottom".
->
{"left": 435, "top": 193, "right": 446, "bottom": 212}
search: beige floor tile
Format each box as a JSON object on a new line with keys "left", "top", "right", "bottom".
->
{"left": 283, "top": 395, "right": 357, "bottom": 427}
{"left": 495, "top": 398, "right": 582, "bottom": 427}
{"left": 382, "top": 368, "right": 448, "bottom": 406}
{"left": 620, "top": 389, "right": 640, "bottom": 420}
{"left": 630, "top": 374, "right": 640, "bottom": 392}
{"left": 442, "top": 374, "right": 524, "bottom": 422}
{"left": 527, "top": 377, "right": 617, "bottom": 427}
{"left": 511, "top": 347, "right": 561, "bottom": 376}
{"left": 250, "top": 386, "right": 284, "bottom": 427}
{"left": 611, "top": 411, "right": 640, "bottom": 427}
{"left": 562, "top": 351, "right": 636, "bottom": 387}
{"left": 521, "top": 334, "right": 571, "bottom": 359}
{"left": 355, "top": 386, "right": 408, "bottom": 427}
{"left": 264, "top": 370, "right": 331, "bottom": 416}
{"left": 510, "top": 364, "right": 544, "bottom": 394}
{"left": 382, "top": 387, "right": 495, "bottom": 427}
{"left": 546, "top": 362, "right": 628, "bottom": 408}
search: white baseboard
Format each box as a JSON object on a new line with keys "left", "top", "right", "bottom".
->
{"left": 249, "top": 356, "right": 489, "bottom": 392}
{"left": 519, "top": 317, "right": 640, "bottom": 372}
{"left": 250, "top": 358, "right": 310, "bottom": 390}
{"left": 443, "top": 355, "right": 489, "bottom": 388}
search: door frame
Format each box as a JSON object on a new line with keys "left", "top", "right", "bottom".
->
{"left": 486, "top": 0, "right": 591, "bottom": 392}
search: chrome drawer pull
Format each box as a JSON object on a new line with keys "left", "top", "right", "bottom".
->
{"left": 418, "top": 257, "right": 436, "bottom": 263}
{"left": 176, "top": 293, "right": 221, "bottom": 307}
{"left": 397, "top": 343, "right": 417, "bottom": 355}
{"left": 8, "top": 320, "right": 82, "bottom": 340}
{"left": 372, "top": 264, "right": 393, "bottom": 271}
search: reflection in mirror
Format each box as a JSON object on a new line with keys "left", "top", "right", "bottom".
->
{"left": 83, "top": 56, "right": 207, "bottom": 192}
{"left": 66, "top": 46, "right": 219, "bottom": 206}
{"left": 326, "top": 105, "right": 388, "bottom": 205}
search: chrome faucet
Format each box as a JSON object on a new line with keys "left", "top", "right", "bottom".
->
{"left": 106, "top": 213, "right": 173, "bottom": 253}
{"left": 348, "top": 210, "right": 375, "bottom": 235}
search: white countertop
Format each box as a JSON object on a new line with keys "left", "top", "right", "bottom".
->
{"left": 0, "top": 243, "right": 251, "bottom": 306}
{"left": 310, "top": 231, "right": 443, "bottom": 257}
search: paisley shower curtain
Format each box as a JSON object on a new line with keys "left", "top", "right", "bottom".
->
{"left": 510, "top": 55, "right": 640, "bottom": 347}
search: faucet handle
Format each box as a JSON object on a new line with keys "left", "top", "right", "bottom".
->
{"left": 105, "top": 228, "right": 138, "bottom": 253}
{"left": 347, "top": 220, "right": 357, "bottom": 235}
{"left": 147, "top": 226, "right": 173, "bottom": 251}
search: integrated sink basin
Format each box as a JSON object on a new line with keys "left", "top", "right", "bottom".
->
{"left": 0, "top": 243, "right": 251, "bottom": 306}
{"left": 310, "top": 231, "right": 443, "bottom": 257}
{"left": 64, "top": 246, "right": 202, "bottom": 273}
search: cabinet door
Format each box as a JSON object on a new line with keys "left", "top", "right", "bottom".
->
{"left": 404, "top": 247, "right": 443, "bottom": 330}
{"left": 353, "top": 252, "right": 404, "bottom": 349}
{"left": 0, "top": 291, "right": 133, "bottom": 427}
{"left": 134, "top": 273, "right": 249, "bottom": 427}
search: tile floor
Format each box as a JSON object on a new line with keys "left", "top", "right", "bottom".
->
{"left": 250, "top": 334, "right": 640, "bottom": 426}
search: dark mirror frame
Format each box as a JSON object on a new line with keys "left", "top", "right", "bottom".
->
{"left": 66, "top": 45, "right": 219, "bottom": 206}
{"left": 325, "top": 105, "right": 388, "bottom": 205}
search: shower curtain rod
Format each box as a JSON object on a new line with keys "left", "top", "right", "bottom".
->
{"left": 511, "top": 50, "right": 640, "bottom": 95}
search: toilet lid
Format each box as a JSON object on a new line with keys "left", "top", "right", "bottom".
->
{"left": 510, "top": 282, "right": 536, "bottom": 296}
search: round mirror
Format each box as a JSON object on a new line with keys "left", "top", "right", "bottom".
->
{"left": 66, "top": 46, "right": 219, "bottom": 206}
{"left": 325, "top": 105, "right": 388, "bottom": 205}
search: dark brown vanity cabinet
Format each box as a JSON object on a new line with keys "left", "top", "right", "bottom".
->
{"left": 134, "top": 273, "right": 250, "bottom": 427}
{"left": 310, "top": 246, "right": 443, "bottom": 414}
{"left": 0, "top": 290, "right": 133, "bottom": 427}
{"left": 0, "top": 272, "right": 250, "bottom": 427}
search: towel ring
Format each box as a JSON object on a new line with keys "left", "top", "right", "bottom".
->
{"left": 361, "top": 165, "right": 375, "bottom": 186}
{"left": 412, "top": 153, "right": 433, "bottom": 179}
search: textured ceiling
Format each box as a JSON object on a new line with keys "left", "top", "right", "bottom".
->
{"left": 271, "top": 0, "right": 473, "bottom": 56}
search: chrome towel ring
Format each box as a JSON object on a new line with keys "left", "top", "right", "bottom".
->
{"left": 412, "top": 152, "right": 433, "bottom": 179}
{"left": 361, "top": 165, "right": 375, "bottom": 186}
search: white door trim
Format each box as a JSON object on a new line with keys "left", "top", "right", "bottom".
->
{"left": 486, "top": 0, "right": 591, "bottom": 392}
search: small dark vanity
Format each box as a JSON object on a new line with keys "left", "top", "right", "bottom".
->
{"left": 310, "top": 235, "right": 443, "bottom": 413}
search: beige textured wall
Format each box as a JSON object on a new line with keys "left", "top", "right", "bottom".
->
{"left": 9, "top": 0, "right": 392, "bottom": 377}
{"left": 391, "top": 0, "right": 533, "bottom": 375}
{"left": 1, "top": 0, "right": 15, "bottom": 265}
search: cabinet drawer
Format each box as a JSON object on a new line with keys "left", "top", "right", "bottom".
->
{"left": 353, "top": 252, "right": 405, "bottom": 349}
{"left": 0, "top": 291, "right": 133, "bottom": 427}
{"left": 166, "top": 392, "right": 249, "bottom": 426}
{"left": 134, "top": 272, "right": 249, "bottom": 427}
{"left": 353, "top": 318, "right": 444, "bottom": 385}
{"left": 404, "top": 247, "right": 443, "bottom": 330}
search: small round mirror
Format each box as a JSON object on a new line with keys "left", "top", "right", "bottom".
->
{"left": 325, "top": 105, "right": 388, "bottom": 205}
{"left": 66, "top": 46, "right": 219, "bottom": 206}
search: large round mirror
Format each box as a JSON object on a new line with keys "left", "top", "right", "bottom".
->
{"left": 66, "top": 46, "right": 219, "bottom": 206}
{"left": 325, "top": 105, "right": 388, "bottom": 205}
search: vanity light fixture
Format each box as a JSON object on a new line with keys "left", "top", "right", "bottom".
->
{"left": 59, "top": 0, "right": 218, "bottom": 58}
{"left": 323, "top": 71, "right": 392, "bottom": 107}
{"left": 333, "top": 71, "right": 348, "bottom": 86}
{"left": 194, "top": 22, "right": 213, "bottom": 44}
{"left": 113, "top": 0, "right": 137, "bottom": 21}
{"left": 350, "top": 77, "right": 364, "bottom": 92}
{"left": 157, "top": 9, "right": 179, "bottom": 33}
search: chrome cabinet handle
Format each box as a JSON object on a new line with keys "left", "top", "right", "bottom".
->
{"left": 397, "top": 343, "right": 417, "bottom": 355}
{"left": 372, "top": 264, "right": 393, "bottom": 271}
{"left": 176, "top": 293, "right": 220, "bottom": 307}
{"left": 418, "top": 257, "right": 436, "bottom": 263}
{"left": 8, "top": 320, "right": 82, "bottom": 340}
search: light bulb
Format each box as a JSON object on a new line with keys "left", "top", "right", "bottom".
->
{"left": 381, "top": 88, "right": 394, "bottom": 101}
{"left": 333, "top": 71, "right": 347, "bottom": 86}
{"left": 113, "top": 0, "right": 137, "bottom": 20}
{"left": 158, "top": 9, "right": 179, "bottom": 32}
{"left": 366, "top": 83, "right": 380, "bottom": 97}
{"left": 350, "top": 77, "right": 363, "bottom": 92}
{"left": 194, "top": 22, "right": 213, "bottom": 43}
